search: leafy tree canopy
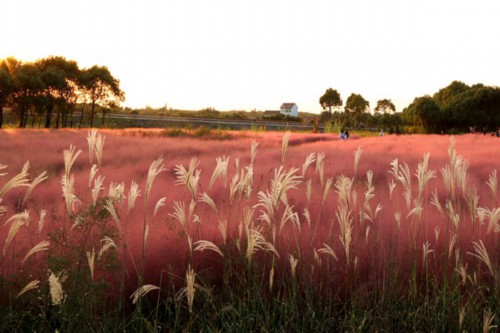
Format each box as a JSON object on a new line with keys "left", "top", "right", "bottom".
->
{"left": 319, "top": 88, "right": 342, "bottom": 114}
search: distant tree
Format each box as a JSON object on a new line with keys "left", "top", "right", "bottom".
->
{"left": 36, "top": 56, "right": 80, "bottom": 128}
{"left": 10, "top": 63, "right": 45, "bottom": 128}
{"left": 345, "top": 93, "right": 370, "bottom": 128}
{"left": 403, "top": 96, "right": 441, "bottom": 133}
{"left": 319, "top": 88, "right": 342, "bottom": 114}
{"left": 374, "top": 99, "right": 396, "bottom": 114}
{"left": 433, "top": 80, "right": 470, "bottom": 109}
{"left": 79, "top": 66, "right": 124, "bottom": 127}
{"left": 0, "top": 58, "right": 16, "bottom": 128}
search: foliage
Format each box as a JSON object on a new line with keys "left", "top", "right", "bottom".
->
{"left": 319, "top": 88, "right": 342, "bottom": 114}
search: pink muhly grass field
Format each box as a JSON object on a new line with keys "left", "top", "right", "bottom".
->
{"left": 1, "top": 128, "right": 500, "bottom": 301}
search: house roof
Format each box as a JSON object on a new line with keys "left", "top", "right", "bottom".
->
{"left": 281, "top": 103, "right": 297, "bottom": 109}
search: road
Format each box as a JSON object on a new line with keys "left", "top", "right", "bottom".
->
{"left": 105, "top": 113, "right": 321, "bottom": 131}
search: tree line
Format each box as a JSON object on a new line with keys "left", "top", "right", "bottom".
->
{"left": 320, "top": 81, "right": 500, "bottom": 133}
{"left": 0, "top": 56, "right": 124, "bottom": 129}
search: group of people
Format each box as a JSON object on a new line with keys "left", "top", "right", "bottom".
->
{"left": 339, "top": 129, "right": 350, "bottom": 140}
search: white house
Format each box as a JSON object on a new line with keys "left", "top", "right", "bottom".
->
{"left": 280, "top": 103, "right": 298, "bottom": 117}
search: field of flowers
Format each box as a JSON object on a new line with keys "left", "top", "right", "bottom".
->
{"left": 1, "top": 128, "right": 499, "bottom": 331}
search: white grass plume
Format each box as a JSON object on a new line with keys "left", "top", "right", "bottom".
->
{"left": 302, "top": 153, "right": 316, "bottom": 178}
{"left": 288, "top": 254, "right": 298, "bottom": 278}
{"left": 250, "top": 140, "right": 259, "bottom": 167}
{"left": 318, "top": 243, "right": 338, "bottom": 261}
{"left": 477, "top": 207, "right": 500, "bottom": 234}
{"left": 0, "top": 161, "right": 30, "bottom": 198}
{"left": 486, "top": 170, "right": 497, "bottom": 202}
{"left": 48, "top": 270, "right": 67, "bottom": 305}
{"left": 92, "top": 175, "right": 105, "bottom": 208}
{"left": 63, "top": 145, "right": 81, "bottom": 179}
{"left": 199, "top": 192, "right": 217, "bottom": 212}
{"left": 146, "top": 157, "right": 166, "bottom": 204}
{"left": 87, "top": 248, "right": 96, "bottom": 280}
{"left": 468, "top": 240, "right": 495, "bottom": 279}
{"left": 22, "top": 239, "right": 50, "bottom": 265}
{"left": 354, "top": 146, "right": 363, "bottom": 176}
{"left": 322, "top": 178, "right": 333, "bottom": 206}
{"left": 98, "top": 236, "right": 117, "bottom": 260}
{"left": 246, "top": 227, "right": 279, "bottom": 264}
{"left": 89, "top": 164, "right": 98, "bottom": 187}
{"left": 154, "top": 197, "right": 167, "bottom": 217}
{"left": 130, "top": 284, "right": 159, "bottom": 305}
{"left": 22, "top": 171, "right": 48, "bottom": 205}
{"left": 315, "top": 152, "right": 325, "bottom": 185}
{"left": 16, "top": 279, "right": 40, "bottom": 299}
{"left": 281, "top": 131, "right": 291, "bottom": 164}
{"left": 127, "top": 181, "right": 141, "bottom": 214}
{"left": 108, "top": 181, "right": 126, "bottom": 203}
{"left": 194, "top": 240, "right": 224, "bottom": 257}
{"left": 104, "top": 199, "right": 122, "bottom": 234}
{"left": 209, "top": 155, "right": 229, "bottom": 189}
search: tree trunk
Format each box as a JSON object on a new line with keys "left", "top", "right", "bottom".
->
{"left": 79, "top": 104, "right": 85, "bottom": 128}
{"left": 90, "top": 101, "right": 95, "bottom": 128}
{"left": 44, "top": 103, "right": 54, "bottom": 128}
{"left": 0, "top": 104, "right": 3, "bottom": 128}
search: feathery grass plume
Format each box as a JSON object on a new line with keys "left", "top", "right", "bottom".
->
{"left": 104, "top": 199, "right": 122, "bottom": 234}
{"left": 337, "top": 204, "right": 353, "bottom": 264}
{"left": 483, "top": 309, "right": 496, "bottom": 333}
{"left": 315, "top": 152, "right": 325, "bottom": 185}
{"left": 281, "top": 131, "right": 291, "bottom": 164}
{"left": 486, "top": 170, "right": 497, "bottom": 202}
{"left": 394, "top": 212, "right": 402, "bottom": 230}
{"left": 0, "top": 164, "right": 7, "bottom": 177}
{"left": 407, "top": 200, "right": 423, "bottom": 220}
{"left": 0, "top": 161, "right": 30, "bottom": 198}
{"left": 477, "top": 207, "right": 500, "bottom": 234}
{"left": 288, "top": 254, "right": 298, "bottom": 278}
{"left": 322, "top": 178, "right": 333, "bottom": 206}
{"left": 3, "top": 209, "right": 29, "bottom": 226}
{"left": 270, "top": 166, "right": 301, "bottom": 207}
{"left": 229, "top": 172, "right": 240, "bottom": 203}
{"left": 306, "top": 179, "right": 312, "bottom": 205}
{"left": 388, "top": 179, "right": 397, "bottom": 200}
{"left": 61, "top": 174, "right": 78, "bottom": 214}
{"left": 334, "top": 175, "right": 353, "bottom": 208}
{"left": 354, "top": 146, "right": 363, "bottom": 176}
{"left": 448, "top": 136, "right": 456, "bottom": 167}
{"left": 440, "top": 165, "right": 454, "bottom": 199}
{"left": 455, "top": 156, "right": 470, "bottom": 196}
{"left": 144, "top": 223, "right": 150, "bottom": 251}
{"left": 318, "top": 243, "right": 338, "bottom": 261}
{"left": 127, "top": 181, "right": 141, "bottom": 214}
{"left": 236, "top": 166, "right": 254, "bottom": 201}
{"left": 194, "top": 240, "right": 224, "bottom": 257}
{"left": 108, "top": 181, "right": 126, "bottom": 203}
{"left": 302, "top": 152, "right": 316, "bottom": 178}
{"left": 91, "top": 175, "right": 105, "bottom": 208}
{"left": 22, "top": 239, "right": 50, "bottom": 265}
{"left": 313, "top": 248, "right": 322, "bottom": 267}
{"left": 468, "top": 240, "right": 495, "bottom": 279}
{"left": 455, "top": 262, "right": 468, "bottom": 285}
{"left": 3, "top": 211, "right": 29, "bottom": 256}
{"left": 209, "top": 155, "right": 230, "bottom": 189}
{"left": 48, "top": 270, "right": 67, "bottom": 305}
{"left": 422, "top": 241, "right": 434, "bottom": 263}
{"left": 130, "top": 284, "right": 159, "bottom": 305}
{"left": 303, "top": 208, "right": 311, "bottom": 228}
{"left": 465, "top": 186, "right": 479, "bottom": 225}
{"left": 448, "top": 233, "right": 457, "bottom": 260}
{"left": 365, "top": 226, "right": 371, "bottom": 244}
{"left": 389, "top": 158, "right": 399, "bottom": 181}
{"left": 22, "top": 171, "right": 48, "bottom": 205}
{"left": 98, "top": 236, "right": 117, "bottom": 260}
{"left": 279, "top": 204, "right": 300, "bottom": 233}
{"left": 87, "top": 248, "right": 95, "bottom": 280}
{"left": 445, "top": 200, "right": 460, "bottom": 230}
{"left": 94, "top": 131, "right": 105, "bottom": 168}
{"left": 415, "top": 153, "right": 436, "bottom": 203}
{"left": 184, "top": 266, "right": 196, "bottom": 313}
{"left": 87, "top": 129, "right": 98, "bottom": 164}
{"left": 169, "top": 201, "right": 188, "bottom": 232}
{"left": 199, "top": 192, "right": 217, "bottom": 212}
{"left": 430, "top": 190, "right": 443, "bottom": 215}
{"left": 146, "top": 157, "right": 166, "bottom": 205}
{"left": 187, "top": 234, "right": 193, "bottom": 255}
{"left": 250, "top": 140, "right": 259, "bottom": 167}
{"left": 218, "top": 219, "right": 228, "bottom": 245}
{"left": 89, "top": 164, "right": 98, "bottom": 187}
{"left": 0, "top": 200, "right": 6, "bottom": 217}
{"left": 16, "top": 279, "right": 40, "bottom": 299}
{"left": 234, "top": 157, "right": 240, "bottom": 172}
{"left": 154, "top": 197, "right": 166, "bottom": 217}
{"left": 246, "top": 227, "right": 279, "bottom": 264}
{"left": 459, "top": 306, "right": 467, "bottom": 332}
{"left": 434, "top": 226, "right": 440, "bottom": 243}
{"left": 174, "top": 157, "right": 199, "bottom": 194}
{"left": 63, "top": 145, "right": 81, "bottom": 179}
{"left": 38, "top": 209, "right": 46, "bottom": 235}
{"left": 269, "top": 265, "right": 275, "bottom": 292}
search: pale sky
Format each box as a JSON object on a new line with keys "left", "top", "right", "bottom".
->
{"left": 2, "top": 0, "right": 500, "bottom": 113}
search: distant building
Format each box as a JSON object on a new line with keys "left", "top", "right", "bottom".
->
{"left": 280, "top": 103, "right": 298, "bottom": 117}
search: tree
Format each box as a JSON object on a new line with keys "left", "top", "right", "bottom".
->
{"left": 10, "top": 63, "right": 45, "bottom": 128}
{"left": 345, "top": 93, "right": 370, "bottom": 128}
{"left": 319, "top": 88, "right": 342, "bottom": 114}
{"left": 433, "top": 81, "right": 469, "bottom": 109}
{"left": 36, "top": 56, "right": 80, "bottom": 128}
{"left": 0, "top": 58, "right": 16, "bottom": 128}
{"left": 79, "top": 66, "right": 124, "bottom": 127}
{"left": 403, "top": 96, "right": 441, "bottom": 133}
{"left": 374, "top": 99, "right": 396, "bottom": 114}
